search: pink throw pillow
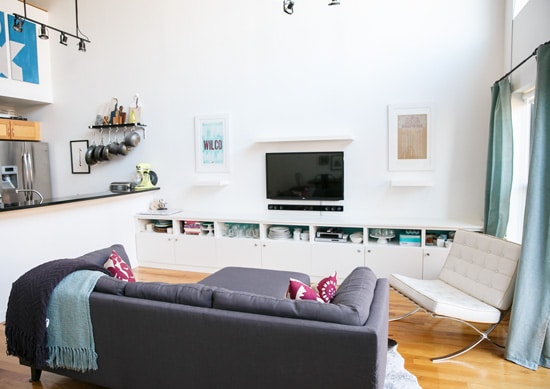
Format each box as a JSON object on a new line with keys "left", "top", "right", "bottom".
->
{"left": 287, "top": 278, "right": 324, "bottom": 302}
{"left": 317, "top": 271, "right": 337, "bottom": 302}
{"left": 104, "top": 250, "right": 136, "bottom": 282}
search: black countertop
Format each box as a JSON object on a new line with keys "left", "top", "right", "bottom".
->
{"left": 0, "top": 187, "right": 159, "bottom": 212}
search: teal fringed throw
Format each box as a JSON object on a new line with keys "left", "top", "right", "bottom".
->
{"left": 46, "top": 270, "right": 106, "bottom": 372}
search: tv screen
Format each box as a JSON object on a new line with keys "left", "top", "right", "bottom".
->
{"left": 266, "top": 152, "right": 344, "bottom": 201}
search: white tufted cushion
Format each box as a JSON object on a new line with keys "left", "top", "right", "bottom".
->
{"left": 439, "top": 230, "right": 521, "bottom": 311}
{"left": 389, "top": 274, "right": 501, "bottom": 323}
{"left": 389, "top": 230, "right": 521, "bottom": 324}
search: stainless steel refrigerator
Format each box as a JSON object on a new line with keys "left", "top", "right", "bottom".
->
{"left": 0, "top": 141, "right": 52, "bottom": 207}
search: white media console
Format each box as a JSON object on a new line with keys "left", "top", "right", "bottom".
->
{"left": 135, "top": 211, "right": 482, "bottom": 281}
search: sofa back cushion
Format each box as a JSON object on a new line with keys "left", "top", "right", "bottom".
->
{"left": 331, "top": 267, "right": 378, "bottom": 324}
{"left": 94, "top": 276, "right": 128, "bottom": 295}
{"left": 212, "top": 267, "right": 378, "bottom": 326}
{"left": 79, "top": 244, "right": 131, "bottom": 268}
{"left": 124, "top": 282, "right": 214, "bottom": 308}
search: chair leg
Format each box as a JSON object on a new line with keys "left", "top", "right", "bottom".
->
{"left": 389, "top": 306, "right": 421, "bottom": 322}
{"left": 431, "top": 318, "right": 501, "bottom": 363}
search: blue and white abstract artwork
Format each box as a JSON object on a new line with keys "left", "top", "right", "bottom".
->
{"left": 0, "top": 11, "right": 8, "bottom": 78}
{"left": 7, "top": 14, "right": 39, "bottom": 84}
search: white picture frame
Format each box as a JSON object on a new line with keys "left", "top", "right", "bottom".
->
{"left": 70, "top": 140, "right": 90, "bottom": 174}
{"left": 388, "top": 104, "right": 433, "bottom": 171}
{"left": 194, "top": 114, "right": 230, "bottom": 173}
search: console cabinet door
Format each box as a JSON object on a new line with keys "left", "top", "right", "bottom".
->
{"left": 174, "top": 236, "right": 217, "bottom": 268}
{"left": 310, "top": 243, "right": 364, "bottom": 280}
{"left": 365, "top": 246, "right": 423, "bottom": 279}
{"left": 422, "top": 247, "right": 449, "bottom": 279}
{"left": 216, "top": 238, "right": 262, "bottom": 268}
{"left": 261, "top": 241, "right": 311, "bottom": 274}
{"left": 136, "top": 232, "right": 176, "bottom": 264}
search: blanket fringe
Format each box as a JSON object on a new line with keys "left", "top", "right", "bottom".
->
{"left": 5, "top": 327, "right": 47, "bottom": 366}
{"left": 47, "top": 346, "right": 99, "bottom": 372}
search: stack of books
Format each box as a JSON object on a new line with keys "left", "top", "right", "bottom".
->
{"left": 183, "top": 221, "right": 201, "bottom": 235}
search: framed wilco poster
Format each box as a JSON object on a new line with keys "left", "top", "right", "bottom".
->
{"left": 388, "top": 104, "right": 433, "bottom": 171}
{"left": 194, "top": 114, "right": 230, "bottom": 173}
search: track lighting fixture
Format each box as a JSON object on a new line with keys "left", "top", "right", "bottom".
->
{"left": 13, "top": 15, "right": 23, "bottom": 32}
{"left": 13, "top": 0, "right": 90, "bottom": 52}
{"left": 59, "top": 33, "right": 68, "bottom": 46}
{"left": 283, "top": 0, "right": 341, "bottom": 14}
{"left": 283, "top": 0, "right": 294, "bottom": 15}
{"left": 38, "top": 24, "right": 49, "bottom": 40}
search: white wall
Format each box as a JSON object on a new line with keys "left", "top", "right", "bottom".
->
{"left": 0, "top": 191, "right": 156, "bottom": 321}
{"left": 2, "top": 1, "right": 510, "bottom": 319}
{"left": 23, "top": 0, "right": 505, "bottom": 223}
{"left": 509, "top": 0, "right": 550, "bottom": 92}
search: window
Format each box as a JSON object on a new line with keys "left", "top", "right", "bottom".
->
{"left": 506, "top": 89, "right": 534, "bottom": 244}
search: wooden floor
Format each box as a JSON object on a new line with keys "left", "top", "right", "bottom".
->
{"left": 1, "top": 267, "right": 549, "bottom": 388}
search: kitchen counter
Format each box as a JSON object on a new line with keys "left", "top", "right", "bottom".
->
{"left": 0, "top": 187, "right": 159, "bottom": 212}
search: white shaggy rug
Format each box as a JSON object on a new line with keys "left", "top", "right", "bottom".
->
{"left": 385, "top": 340, "right": 422, "bottom": 389}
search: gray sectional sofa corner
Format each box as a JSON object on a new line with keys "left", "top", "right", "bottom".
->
{"left": 12, "top": 244, "right": 389, "bottom": 389}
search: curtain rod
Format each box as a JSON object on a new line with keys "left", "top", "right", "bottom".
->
{"left": 495, "top": 40, "right": 550, "bottom": 84}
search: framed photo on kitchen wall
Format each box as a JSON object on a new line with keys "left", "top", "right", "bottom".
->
{"left": 70, "top": 140, "right": 90, "bottom": 174}
{"left": 194, "top": 114, "right": 230, "bottom": 173}
{"left": 388, "top": 103, "right": 433, "bottom": 171}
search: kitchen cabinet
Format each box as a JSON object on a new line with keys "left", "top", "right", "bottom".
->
{"left": 0, "top": 119, "right": 41, "bottom": 141}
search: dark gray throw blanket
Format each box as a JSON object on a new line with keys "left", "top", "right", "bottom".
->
{"left": 5, "top": 258, "right": 111, "bottom": 368}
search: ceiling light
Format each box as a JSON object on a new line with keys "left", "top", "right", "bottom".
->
{"left": 38, "top": 24, "right": 49, "bottom": 40}
{"left": 283, "top": 0, "right": 294, "bottom": 15}
{"left": 59, "top": 33, "right": 68, "bottom": 46}
{"left": 13, "top": 0, "right": 90, "bottom": 52}
{"left": 328, "top": 0, "right": 341, "bottom": 5}
{"left": 78, "top": 39, "right": 86, "bottom": 52}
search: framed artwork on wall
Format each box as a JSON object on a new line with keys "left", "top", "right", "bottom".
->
{"left": 70, "top": 140, "right": 90, "bottom": 174}
{"left": 388, "top": 104, "right": 433, "bottom": 171}
{"left": 7, "top": 14, "right": 39, "bottom": 84}
{"left": 194, "top": 114, "right": 230, "bottom": 173}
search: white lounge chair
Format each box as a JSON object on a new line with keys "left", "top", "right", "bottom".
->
{"left": 389, "top": 229, "right": 521, "bottom": 362}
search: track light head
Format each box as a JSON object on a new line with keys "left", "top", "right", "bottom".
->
{"left": 78, "top": 39, "right": 86, "bottom": 52}
{"left": 13, "top": 16, "right": 23, "bottom": 32}
{"left": 59, "top": 33, "right": 68, "bottom": 46}
{"left": 328, "top": 0, "right": 340, "bottom": 5}
{"left": 38, "top": 24, "right": 49, "bottom": 40}
{"left": 283, "top": 0, "right": 294, "bottom": 15}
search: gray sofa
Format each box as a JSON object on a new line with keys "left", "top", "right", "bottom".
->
{"left": 14, "top": 244, "right": 389, "bottom": 389}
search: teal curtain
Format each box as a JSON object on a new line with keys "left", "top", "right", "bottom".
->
{"left": 505, "top": 42, "right": 550, "bottom": 370}
{"left": 484, "top": 78, "right": 514, "bottom": 237}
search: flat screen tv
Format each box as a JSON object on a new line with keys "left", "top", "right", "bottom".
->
{"left": 266, "top": 152, "right": 344, "bottom": 201}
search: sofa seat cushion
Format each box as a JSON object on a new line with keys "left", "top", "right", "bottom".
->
{"left": 199, "top": 266, "right": 310, "bottom": 298}
{"left": 124, "top": 282, "right": 214, "bottom": 308}
{"left": 212, "top": 267, "right": 379, "bottom": 326}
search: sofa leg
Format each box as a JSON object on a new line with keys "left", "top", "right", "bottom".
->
{"left": 30, "top": 367, "right": 42, "bottom": 382}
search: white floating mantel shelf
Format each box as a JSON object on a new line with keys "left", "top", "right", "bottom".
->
{"left": 193, "top": 180, "right": 230, "bottom": 187}
{"left": 254, "top": 134, "right": 354, "bottom": 143}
